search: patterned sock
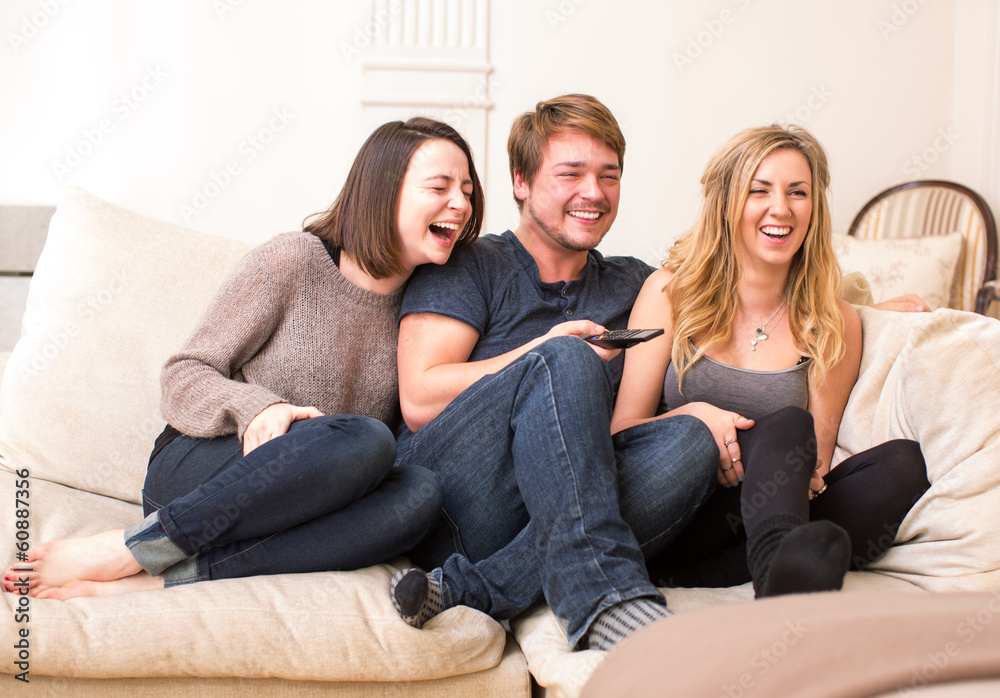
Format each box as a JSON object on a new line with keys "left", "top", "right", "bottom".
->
{"left": 587, "top": 598, "right": 671, "bottom": 651}
{"left": 390, "top": 568, "right": 444, "bottom": 628}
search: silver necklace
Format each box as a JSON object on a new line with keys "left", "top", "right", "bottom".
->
{"left": 738, "top": 302, "right": 785, "bottom": 351}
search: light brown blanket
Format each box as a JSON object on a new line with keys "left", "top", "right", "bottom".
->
{"left": 583, "top": 591, "right": 1000, "bottom": 698}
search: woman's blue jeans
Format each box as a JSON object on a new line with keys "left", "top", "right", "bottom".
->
{"left": 129, "top": 414, "right": 442, "bottom": 585}
{"left": 395, "top": 337, "right": 718, "bottom": 647}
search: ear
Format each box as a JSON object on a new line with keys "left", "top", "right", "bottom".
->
{"left": 512, "top": 170, "right": 530, "bottom": 203}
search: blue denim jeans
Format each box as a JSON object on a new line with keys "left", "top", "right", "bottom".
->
{"left": 131, "top": 415, "right": 442, "bottom": 585}
{"left": 396, "top": 337, "right": 717, "bottom": 647}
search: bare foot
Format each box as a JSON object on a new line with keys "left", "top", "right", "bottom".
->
{"left": 4, "top": 529, "right": 142, "bottom": 597}
{"left": 36, "top": 572, "right": 164, "bottom": 600}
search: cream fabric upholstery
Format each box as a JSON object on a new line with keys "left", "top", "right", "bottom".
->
{"left": 0, "top": 186, "right": 250, "bottom": 503}
{"left": 0, "top": 188, "right": 521, "bottom": 693}
{"left": 1, "top": 642, "right": 529, "bottom": 698}
{"left": 836, "top": 307, "right": 1000, "bottom": 588}
{"left": 840, "top": 270, "right": 876, "bottom": 306}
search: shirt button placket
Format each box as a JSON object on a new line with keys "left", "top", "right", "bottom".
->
{"left": 562, "top": 285, "right": 573, "bottom": 316}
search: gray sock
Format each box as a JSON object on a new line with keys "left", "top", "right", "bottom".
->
{"left": 390, "top": 568, "right": 444, "bottom": 628}
{"left": 587, "top": 597, "right": 671, "bottom": 651}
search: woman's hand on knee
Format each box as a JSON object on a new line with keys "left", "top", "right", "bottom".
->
{"left": 243, "top": 403, "right": 324, "bottom": 456}
{"left": 673, "top": 403, "right": 754, "bottom": 488}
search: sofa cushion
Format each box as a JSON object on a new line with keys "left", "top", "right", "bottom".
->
{"left": 8, "top": 566, "right": 506, "bottom": 682}
{"left": 0, "top": 470, "right": 508, "bottom": 682}
{"left": 0, "top": 187, "right": 251, "bottom": 503}
{"left": 512, "top": 585, "right": 755, "bottom": 698}
{"left": 835, "top": 307, "right": 1000, "bottom": 589}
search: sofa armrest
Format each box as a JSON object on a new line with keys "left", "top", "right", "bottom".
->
{"left": 975, "top": 280, "right": 1000, "bottom": 317}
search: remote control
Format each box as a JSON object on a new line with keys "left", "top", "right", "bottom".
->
{"left": 583, "top": 328, "right": 664, "bottom": 349}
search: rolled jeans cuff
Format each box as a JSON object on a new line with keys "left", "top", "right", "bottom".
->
{"left": 124, "top": 510, "right": 189, "bottom": 577}
{"left": 162, "top": 556, "right": 201, "bottom": 587}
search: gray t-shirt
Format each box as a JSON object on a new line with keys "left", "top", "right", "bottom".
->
{"left": 659, "top": 352, "right": 810, "bottom": 420}
{"left": 399, "top": 231, "right": 654, "bottom": 392}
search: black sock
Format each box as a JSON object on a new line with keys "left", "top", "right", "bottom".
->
{"left": 752, "top": 519, "right": 851, "bottom": 598}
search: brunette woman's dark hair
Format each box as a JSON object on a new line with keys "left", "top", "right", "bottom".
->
{"left": 304, "top": 117, "right": 484, "bottom": 278}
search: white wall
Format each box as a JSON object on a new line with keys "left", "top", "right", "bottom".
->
{"left": 1, "top": 0, "right": 997, "bottom": 265}
{"left": 485, "top": 0, "right": 998, "bottom": 262}
{"left": 1, "top": 0, "right": 370, "bottom": 245}
{"left": 951, "top": 0, "right": 1000, "bottom": 217}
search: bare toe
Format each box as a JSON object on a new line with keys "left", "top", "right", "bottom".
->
{"left": 4, "top": 566, "right": 41, "bottom": 594}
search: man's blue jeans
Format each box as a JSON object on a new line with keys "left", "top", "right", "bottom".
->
{"left": 396, "top": 337, "right": 717, "bottom": 647}
{"left": 130, "top": 415, "right": 442, "bottom": 585}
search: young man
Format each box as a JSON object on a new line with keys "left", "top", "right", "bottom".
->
{"left": 390, "top": 94, "right": 719, "bottom": 650}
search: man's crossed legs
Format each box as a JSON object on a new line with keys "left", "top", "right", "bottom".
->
{"left": 392, "top": 337, "right": 717, "bottom": 649}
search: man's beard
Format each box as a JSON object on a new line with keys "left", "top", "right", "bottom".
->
{"left": 525, "top": 199, "right": 608, "bottom": 252}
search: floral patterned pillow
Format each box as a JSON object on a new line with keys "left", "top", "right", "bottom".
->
{"left": 832, "top": 232, "right": 965, "bottom": 310}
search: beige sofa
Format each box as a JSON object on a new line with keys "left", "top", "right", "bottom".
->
{"left": 0, "top": 187, "right": 528, "bottom": 696}
{"left": 3, "top": 187, "right": 1000, "bottom": 696}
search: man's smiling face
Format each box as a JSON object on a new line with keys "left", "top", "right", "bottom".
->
{"left": 514, "top": 129, "right": 621, "bottom": 253}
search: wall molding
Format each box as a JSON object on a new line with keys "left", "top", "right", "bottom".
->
{"left": 361, "top": 59, "right": 493, "bottom": 73}
{"left": 359, "top": 0, "right": 493, "bottom": 181}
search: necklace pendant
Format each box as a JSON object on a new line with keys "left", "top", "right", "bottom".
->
{"left": 739, "top": 302, "right": 783, "bottom": 354}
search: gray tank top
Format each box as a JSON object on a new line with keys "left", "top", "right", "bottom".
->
{"left": 659, "top": 353, "right": 810, "bottom": 420}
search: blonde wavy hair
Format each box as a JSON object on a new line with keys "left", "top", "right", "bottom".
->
{"left": 665, "top": 125, "right": 845, "bottom": 391}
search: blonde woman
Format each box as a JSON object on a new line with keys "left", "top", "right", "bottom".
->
{"left": 611, "top": 125, "right": 929, "bottom": 596}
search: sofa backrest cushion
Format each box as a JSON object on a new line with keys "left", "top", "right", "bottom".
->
{"left": 0, "top": 187, "right": 250, "bottom": 503}
{"left": 835, "top": 307, "right": 1000, "bottom": 590}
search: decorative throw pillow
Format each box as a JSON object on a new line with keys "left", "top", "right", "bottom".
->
{"left": 831, "top": 232, "right": 964, "bottom": 310}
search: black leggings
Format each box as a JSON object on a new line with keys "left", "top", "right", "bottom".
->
{"left": 646, "top": 406, "right": 930, "bottom": 587}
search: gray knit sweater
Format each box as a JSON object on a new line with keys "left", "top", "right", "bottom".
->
{"left": 160, "top": 232, "right": 404, "bottom": 439}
